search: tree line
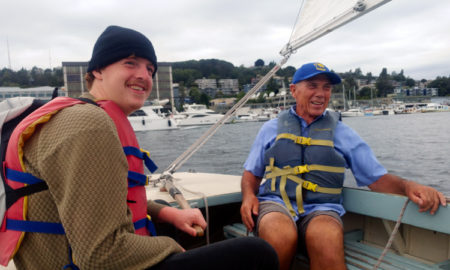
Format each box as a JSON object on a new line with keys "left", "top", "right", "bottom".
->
{"left": 1, "top": 59, "right": 449, "bottom": 101}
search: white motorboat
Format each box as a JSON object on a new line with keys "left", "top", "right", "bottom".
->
{"left": 174, "top": 104, "right": 224, "bottom": 126}
{"left": 422, "top": 103, "right": 450, "bottom": 113}
{"left": 128, "top": 106, "right": 178, "bottom": 131}
{"left": 232, "top": 113, "right": 259, "bottom": 123}
{"left": 341, "top": 108, "right": 365, "bottom": 117}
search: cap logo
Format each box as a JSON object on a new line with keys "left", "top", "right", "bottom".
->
{"left": 314, "top": 63, "right": 326, "bottom": 71}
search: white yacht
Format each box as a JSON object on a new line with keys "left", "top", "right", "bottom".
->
{"left": 128, "top": 106, "right": 178, "bottom": 131}
{"left": 174, "top": 103, "right": 224, "bottom": 126}
{"left": 340, "top": 108, "right": 365, "bottom": 117}
{"left": 422, "top": 103, "right": 450, "bottom": 113}
{"left": 232, "top": 112, "right": 259, "bottom": 123}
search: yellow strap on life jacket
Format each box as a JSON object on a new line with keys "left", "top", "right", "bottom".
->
{"left": 265, "top": 163, "right": 343, "bottom": 216}
{"left": 279, "top": 175, "right": 296, "bottom": 216}
{"left": 295, "top": 182, "right": 304, "bottom": 214}
{"left": 276, "top": 133, "right": 334, "bottom": 147}
{"left": 265, "top": 164, "right": 345, "bottom": 179}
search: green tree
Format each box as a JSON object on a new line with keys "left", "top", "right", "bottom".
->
{"left": 266, "top": 78, "right": 279, "bottom": 94}
{"left": 429, "top": 76, "right": 450, "bottom": 96}
{"left": 215, "top": 90, "right": 224, "bottom": 98}
{"left": 188, "top": 87, "right": 202, "bottom": 104}
{"left": 405, "top": 78, "right": 416, "bottom": 87}
{"left": 254, "top": 59, "right": 265, "bottom": 67}
{"left": 358, "top": 86, "right": 373, "bottom": 99}
{"left": 376, "top": 68, "right": 393, "bottom": 97}
{"left": 235, "top": 90, "right": 246, "bottom": 102}
{"left": 199, "top": 92, "right": 210, "bottom": 106}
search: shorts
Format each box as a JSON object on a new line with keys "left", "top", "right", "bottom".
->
{"left": 254, "top": 201, "right": 342, "bottom": 240}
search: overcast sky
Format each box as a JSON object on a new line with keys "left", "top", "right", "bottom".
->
{"left": 1, "top": 0, "right": 449, "bottom": 80}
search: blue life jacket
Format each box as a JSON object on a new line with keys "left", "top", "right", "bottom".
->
{"left": 261, "top": 110, "right": 346, "bottom": 217}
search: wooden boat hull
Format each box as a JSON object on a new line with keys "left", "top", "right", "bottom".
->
{"left": 2, "top": 172, "right": 448, "bottom": 269}
{"left": 149, "top": 172, "right": 450, "bottom": 270}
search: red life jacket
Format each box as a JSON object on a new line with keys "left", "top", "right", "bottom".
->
{"left": 0, "top": 97, "right": 157, "bottom": 266}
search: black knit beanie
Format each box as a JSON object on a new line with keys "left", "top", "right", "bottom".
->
{"left": 87, "top": 25, "right": 158, "bottom": 77}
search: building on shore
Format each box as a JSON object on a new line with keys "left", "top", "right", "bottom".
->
{"left": 0, "top": 86, "right": 66, "bottom": 101}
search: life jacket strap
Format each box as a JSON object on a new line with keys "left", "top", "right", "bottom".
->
{"left": 265, "top": 163, "right": 343, "bottom": 216}
{"left": 6, "top": 219, "right": 65, "bottom": 234}
{"left": 63, "top": 245, "right": 80, "bottom": 270}
{"left": 5, "top": 168, "right": 43, "bottom": 185}
{"left": 133, "top": 215, "right": 157, "bottom": 236}
{"left": 123, "top": 146, "right": 158, "bottom": 173}
{"left": 276, "top": 133, "right": 334, "bottom": 147}
{"left": 265, "top": 164, "right": 345, "bottom": 178}
{"left": 127, "top": 171, "right": 149, "bottom": 187}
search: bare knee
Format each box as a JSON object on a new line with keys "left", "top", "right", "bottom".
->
{"left": 305, "top": 215, "right": 346, "bottom": 270}
{"left": 259, "top": 212, "right": 297, "bottom": 244}
{"left": 258, "top": 212, "right": 297, "bottom": 270}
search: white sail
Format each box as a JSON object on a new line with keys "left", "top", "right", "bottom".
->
{"left": 280, "top": 0, "right": 391, "bottom": 56}
{"left": 162, "top": 0, "right": 393, "bottom": 176}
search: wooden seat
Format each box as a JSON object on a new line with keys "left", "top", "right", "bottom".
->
{"left": 223, "top": 223, "right": 450, "bottom": 270}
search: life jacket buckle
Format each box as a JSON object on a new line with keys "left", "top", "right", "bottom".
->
{"left": 302, "top": 181, "right": 318, "bottom": 192}
{"left": 140, "top": 148, "right": 151, "bottom": 158}
{"left": 296, "top": 136, "right": 311, "bottom": 145}
{"left": 294, "top": 165, "right": 309, "bottom": 174}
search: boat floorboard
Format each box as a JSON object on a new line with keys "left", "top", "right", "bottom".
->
{"left": 223, "top": 223, "right": 449, "bottom": 270}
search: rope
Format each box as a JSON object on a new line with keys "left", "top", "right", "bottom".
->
{"left": 176, "top": 182, "right": 211, "bottom": 245}
{"left": 372, "top": 199, "right": 410, "bottom": 270}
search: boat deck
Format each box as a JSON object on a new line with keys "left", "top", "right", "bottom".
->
{"left": 149, "top": 172, "right": 450, "bottom": 270}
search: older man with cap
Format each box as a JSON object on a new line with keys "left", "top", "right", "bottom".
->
{"left": 240, "top": 62, "right": 446, "bottom": 270}
{"left": 1, "top": 25, "right": 278, "bottom": 270}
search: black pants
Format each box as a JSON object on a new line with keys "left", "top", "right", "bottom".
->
{"left": 149, "top": 237, "right": 279, "bottom": 270}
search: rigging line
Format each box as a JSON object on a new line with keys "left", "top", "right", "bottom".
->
{"left": 282, "top": 4, "right": 358, "bottom": 56}
{"left": 164, "top": 54, "right": 291, "bottom": 175}
{"left": 281, "top": 0, "right": 392, "bottom": 57}
{"left": 372, "top": 199, "right": 410, "bottom": 270}
{"left": 176, "top": 182, "right": 210, "bottom": 245}
{"left": 286, "top": 0, "right": 305, "bottom": 46}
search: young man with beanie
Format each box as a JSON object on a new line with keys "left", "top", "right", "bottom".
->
{"left": 240, "top": 62, "right": 446, "bottom": 270}
{"left": 2, "top": 25, "right": 278, "bottom": 270}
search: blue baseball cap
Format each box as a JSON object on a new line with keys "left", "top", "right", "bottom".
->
{"left": 292, "top": 62, "right": 341, "bottom": 85}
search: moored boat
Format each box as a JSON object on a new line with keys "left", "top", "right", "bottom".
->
{"left": 128, "top": 105, "right": 178, "bottom": 131}
{"left": 341, "top": 108, "right": 365, "bottom": 117}
{"left": 422, "top": 103, "right": 450, "bottom": 113}
{"left": 174, "top": 104, "right": 224, "bottom": 126}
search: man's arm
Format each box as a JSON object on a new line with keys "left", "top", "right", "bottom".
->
{"left": 240, "top": 170, "right": 263, "bottom": 231}
{"left": 368, "top": 173, "right": 447, "bottom": 215}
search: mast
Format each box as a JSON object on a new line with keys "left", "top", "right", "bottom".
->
{"left": 343, "top": 84, "right": 347, "bottom": 111}
{"left": 371, "top": 87, "right": 374, "bottom": 108}
{"left": 49, "top": 48, "right": 52, "bottom": 70}
{"left": 6, "top": 37, "right": 12, "bottom": 69}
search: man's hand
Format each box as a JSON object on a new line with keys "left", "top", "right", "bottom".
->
{"left": 240, "top": 170, "right": 263, "bottom": 232}
{"left": 240, "top": 193, "right": 259, "bottom": 232}
{"left": 404, "top": 180, "right": 447, "bottom": 215}
{"left": 158, "top": 207, "right": 207, "bottom": 236}
{"left": 369, "top": 174, "right": 447, "bottom": 215}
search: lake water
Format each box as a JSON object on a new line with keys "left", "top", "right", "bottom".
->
{"left": 137, "top": 112, "right": 450, "bottom": 196}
